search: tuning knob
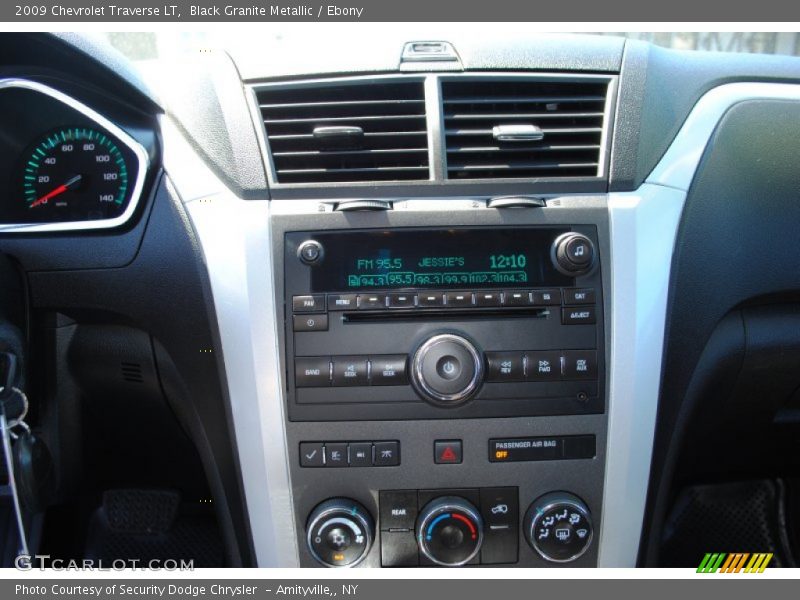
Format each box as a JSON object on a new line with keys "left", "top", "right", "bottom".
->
{"left": 551, "top": 233, "right": 596, "bottom": 276}
{"left": 524, "top": 492, "right": 593, "bottom": 563}
{"left": 416, "top": 496, "right": 484, "bottom": 566}
{"left": 306, "top": 498, "right": 374, "bottom": 567}
{"left": 410, "top": 334, "right": 484, "bottom": 407}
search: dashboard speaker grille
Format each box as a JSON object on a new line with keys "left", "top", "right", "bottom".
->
{"left": 441, "top": 78, "right": 610, "bottom": 180}
{"left": 256, "top": 80, "right": 430, "bottom": 184}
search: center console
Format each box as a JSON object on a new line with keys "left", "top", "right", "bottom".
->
{"left": 273, "top": 200, "right": 608, "bottom": 567}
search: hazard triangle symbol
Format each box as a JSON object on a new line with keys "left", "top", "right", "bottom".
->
{"left": 440, "top": 446, "right": 457, "bottom": 461}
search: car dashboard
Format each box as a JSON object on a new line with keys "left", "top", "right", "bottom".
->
{"left": 1, "top": 31, "right": 799, "bottom": 569}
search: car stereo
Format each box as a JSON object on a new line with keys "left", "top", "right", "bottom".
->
{"left": 283, "top": 225, "right": 604, "bottom": 422}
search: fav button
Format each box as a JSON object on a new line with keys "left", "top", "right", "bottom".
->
{"left": 292, "top": 294, "right": 326, "bottom": 313}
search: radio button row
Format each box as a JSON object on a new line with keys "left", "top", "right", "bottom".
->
{"left": 484, "top": 350, "right": 596, "bottom": 382}
{"left": 328, "top": 293, "right": 357, "bottom": 311}
{"left": 332, "top": 356, "right": 369, "bottom": 386}
{"left": 293, "top": 314, "right": 328, "bottom": 332}
{"left": 296, "top": 355, "right": 408, "bottom": 387}
{"left": 445, "top": 291, "right": 474, "bottom": 307}
{"left": 292, "top": 294, "right": 326, "bottom": 313}
{"left": 562, "top": 306, "right": 597, "bottom": 325}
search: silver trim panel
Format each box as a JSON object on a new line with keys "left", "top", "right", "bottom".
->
{"left": 0, "top": 78, "right": 150, "bottom": 234}
{"left": 161, "top": 116, "right": 299, "bottom": 567}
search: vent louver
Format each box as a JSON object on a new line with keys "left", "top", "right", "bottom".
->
{"left": 441, "top": 78, "right": 610, "bottom": 180}
{"left": 257, "top": 80, "right": 429, "bottom": 184}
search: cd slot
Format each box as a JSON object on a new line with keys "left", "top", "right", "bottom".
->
{"left": 343, "top": 307, "right": 551, "bottom": 323}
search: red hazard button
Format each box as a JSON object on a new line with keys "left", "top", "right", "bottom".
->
{"left": 434, "top": 440, "right": 463, "bottom": 464}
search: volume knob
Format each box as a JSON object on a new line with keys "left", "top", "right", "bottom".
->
{"left": 552, "top": 233, "right": 596, "bottom": 276}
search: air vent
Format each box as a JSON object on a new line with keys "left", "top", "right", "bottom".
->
{"left": 257, "top": 80, "right": 430, "bottom": 184}
{"left": 441, "top": 78, "right": 610, "bottom": 180}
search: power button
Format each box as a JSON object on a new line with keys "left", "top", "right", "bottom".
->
{"left": 411, "top": 334, "right": 484, "bottom": 406}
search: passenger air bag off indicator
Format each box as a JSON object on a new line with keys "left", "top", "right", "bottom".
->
{"left": 489, "top": 435, "right": 595, "bottom": 462}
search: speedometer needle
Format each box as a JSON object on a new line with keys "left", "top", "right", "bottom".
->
{"left": 30, "top": 174, "right": 82, "bottom": 208}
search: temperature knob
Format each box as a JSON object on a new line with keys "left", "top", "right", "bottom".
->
{"left": 524, "top": 492, "right": 593, "bottom": 563}
{"left": 306, "top": 498, "right": 374, "bottom": 567}
{"left": 416, "top": 496, "right": 484, "bottom": 566}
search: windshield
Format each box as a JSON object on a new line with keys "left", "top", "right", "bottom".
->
{"left": 105, "top": 29, "right": 800, "bottom": 62}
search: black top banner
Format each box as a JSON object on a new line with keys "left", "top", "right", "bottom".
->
{"left": 1, "top": 0, "right": 800, "bottom": 22}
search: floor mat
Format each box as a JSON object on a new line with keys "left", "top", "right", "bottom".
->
{"left": 660, "top": 479, "right": 796, "bottom": 567}
{"left": 84, "top": 489, "right": 224, "bottom": 568}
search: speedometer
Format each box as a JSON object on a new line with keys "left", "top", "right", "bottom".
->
{"left": 20, "top": 127, "right": 131, "bottom": 223}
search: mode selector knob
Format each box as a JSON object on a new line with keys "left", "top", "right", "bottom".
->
{"left": 416, "top": 496, "right": 484, "bottom": 566}
{"left": 410, "top": 334, "right": 484, "bottom": 406}
{"left": 551, "top": 232, "right": 596, "bottom": 276}
{"left": 524, "top": 492, "right": 593, "bottom": 563}
{"left": 306, "top": 498, "right": 375, "bottom": 567}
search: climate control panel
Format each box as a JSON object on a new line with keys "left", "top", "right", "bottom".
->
{"left": 304, "top": 489, "right": 594, "bottom": 567}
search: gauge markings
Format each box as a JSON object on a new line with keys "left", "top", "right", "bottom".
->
{"left": 21, "top": 127, "right": 131, "bottom": 221}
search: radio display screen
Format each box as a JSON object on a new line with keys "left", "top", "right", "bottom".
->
{"left": 306, "top": 227, "right": 574, "bottom": 291}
